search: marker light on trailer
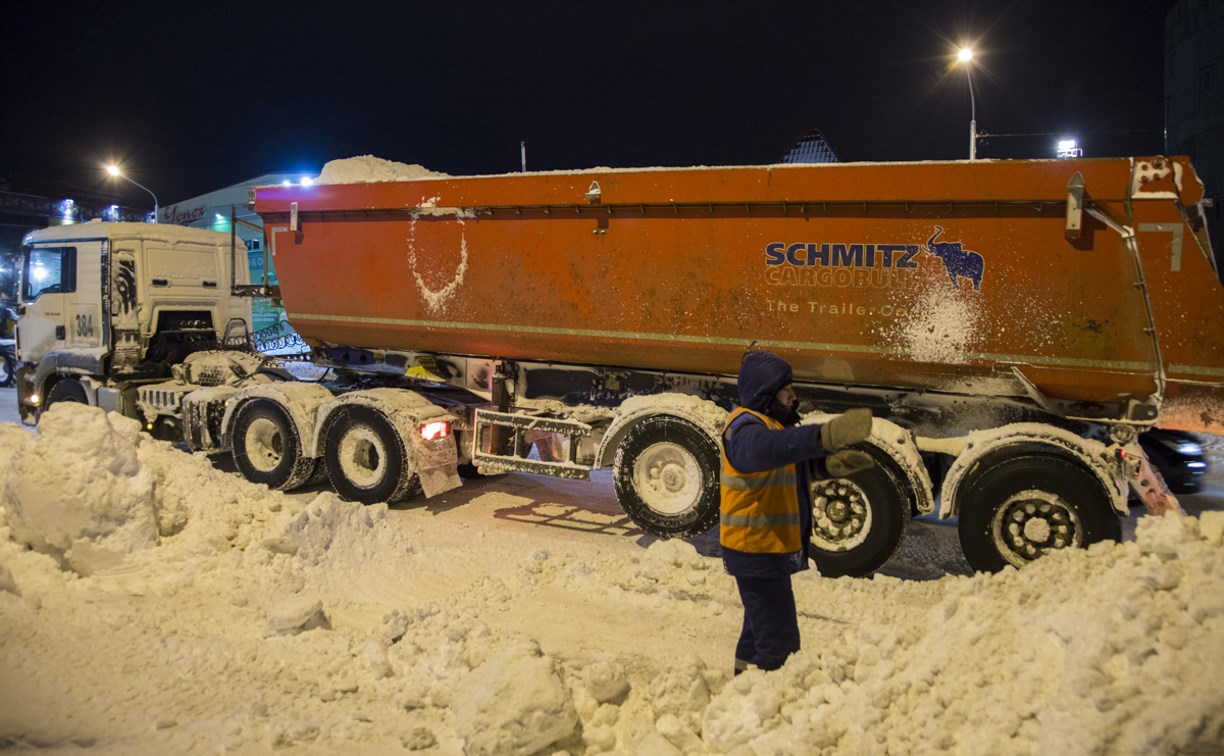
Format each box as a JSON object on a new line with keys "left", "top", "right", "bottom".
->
{"left": 419, "top": 421, "right": 450, "bottom": 441}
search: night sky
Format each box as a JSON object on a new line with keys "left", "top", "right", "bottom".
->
{"left": 1, "top": 0, "right": 1173, "bottom": 207}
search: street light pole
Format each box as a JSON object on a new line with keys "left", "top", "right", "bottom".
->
{"left": 957, "top": 47, "right": 978, "bottom": 160}
{"left": 967, "top": 64, "right": 977, "bottom": 160}
{"left": 105, "top": 164, "right": 160, "bottom": 223}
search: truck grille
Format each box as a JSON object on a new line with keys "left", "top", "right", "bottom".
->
{"left": 139, "top": 388, "right": 184, "bottom": 412}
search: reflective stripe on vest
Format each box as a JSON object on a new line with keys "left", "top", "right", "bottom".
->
{"left": 719, "top": 407, "right": 803, "bottom": 554}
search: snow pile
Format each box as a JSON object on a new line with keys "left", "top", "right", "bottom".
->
{"left": 1, "top": 409, "right": 158, "bottom": 575}
{"left": 1, "top": 403, "right": 1223, "bottom": 754}
{"left": 313, "top": 156, "right": 447, "bottom": 185}
{"left": 704, "top": 514, "right": 1224, "bottom": 754}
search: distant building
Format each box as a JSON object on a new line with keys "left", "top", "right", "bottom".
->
{"left": 781, "top": 129, "right": 840, "bottom": 164}
{"left": 160, "top": 174, "right": 302, "bottom": 333}
{"left": 1166, "top": 0, "right": 1224, "bottom": 269}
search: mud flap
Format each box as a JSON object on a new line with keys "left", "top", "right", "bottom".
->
{"left": 415, "top": 433, "right": 461, "bottom": 497}
{"left": 1123, "top": 442, "right": 1183, "bottom": 516}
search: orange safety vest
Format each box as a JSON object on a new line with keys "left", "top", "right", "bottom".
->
{"left": 719, "top": 408, "right": 802, "bottom": 554}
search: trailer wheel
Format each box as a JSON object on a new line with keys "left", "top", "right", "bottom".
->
{"left": 807, "top": 445, "right": 909, "bottom": 578}
{"left": 957, "top": 453, "right": 1121, "bottom": 573}
{"left": 231, "top": 399, "right": 316, "bottom": 491}
{"left": 45, "top": 377, "right": 88, "bottom": 409}
{"left": 613, "top": 415, "right": 721, "bottom": 538}
{"left": 325, "top": 406, "right": 422, "bottom": 504}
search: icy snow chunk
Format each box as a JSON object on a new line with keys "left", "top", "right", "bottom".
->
{"left": 583, "top": 658, "right": 630, "bottom": 703}
{"left": 1200, "top": 511, "right": 1224, "bottom": 547}
{"left": 2, "top": 404, "right": 159, "bottom": 575}
{"left": 649, "top": 655, "right": 711, "bottom": 733}
{"left": 0, "top": 563, "right": 19, "bottom": 596}
{"left": 702, "top": 670, "right": 789, "bottom": 751}
{"left": 265, "top": 596, "right": 331, "bottom": 636}
{"left": 451, "top": 640, "right": 578, "bottom": 755}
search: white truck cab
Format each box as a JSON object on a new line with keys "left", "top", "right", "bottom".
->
{"left": 15, "top": 221, "right": 251, "bottom": 423}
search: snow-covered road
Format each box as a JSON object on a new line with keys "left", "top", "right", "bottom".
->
{"left": 2, "top": 395, "right": 1223, "bottom": 754}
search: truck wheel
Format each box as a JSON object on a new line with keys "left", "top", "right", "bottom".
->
{"left": 45, "top": 378, "right": 88, "bottom": 409}
{"left": 807, "top": 445, "right": 909, "bottom": 578}
{"left": 957, "top": 453, "right": 1121, "bottom": 573}
{"left": 231, "top": 399, "right": 316, "bottom": 491}
{"left": 0, "top": 347, "right": 14, "bottom": 388}
{"left": 324, "top": 406, "right": 422, "bottom": 504}
{"left": 613, "top": 415, "right": 721, "bottom": 538}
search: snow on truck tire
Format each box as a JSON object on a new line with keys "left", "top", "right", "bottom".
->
{"left": 612, "top": 414, "right": 722, "bottom": 539}
{"left": 324, "top": 405, "right": 422, "bottom": 505}
{"left": 230, "top": 399, "right": 318, "bottom": 491}
{"left": 956, "top": 451, "right": 1121, "bottom": 573}
{"left": 807, "top": 443, "right": 910, "bottom": 578}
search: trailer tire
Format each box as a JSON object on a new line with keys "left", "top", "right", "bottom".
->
{"left": 45, "top": 377, "right": 87, "bottom": 409}
{"left": 807, "top": 445, "right": 909, "bottom": 578}
{"left": 613, "top": 415, "right": 721, "bottom": 538}
{"left": 324, "top": 406, "right": 422, "bottom": 504}
{"left": 231, "top": 399, "right": 316, "bottom": 491}
{"left": 957, "top": 453, "right": 1121, "bottom": 573}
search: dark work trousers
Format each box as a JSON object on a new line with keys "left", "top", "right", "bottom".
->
{"left": 733, "top": 574, "right": 800, "bottom": 672}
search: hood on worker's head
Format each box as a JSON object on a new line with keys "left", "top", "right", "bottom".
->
{"left": 738, "top": 350, "right": 793, "bottom": 413}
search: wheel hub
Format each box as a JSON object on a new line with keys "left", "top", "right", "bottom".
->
{"left": 338, "top": 426, "right": 385, "bottom": 488}
{"left": 992, "top": 490, "right": 1082, "bottom": 566}
{"left": 245, "top": 417, "right": 285, "bottom": 473}
{"left": 635, "top": 442, "right": 699, "bottom": 515}
{"left": 810, "top": 480, "right": 872, "bottom": 552}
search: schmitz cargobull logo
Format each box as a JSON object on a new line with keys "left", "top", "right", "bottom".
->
{"left": 763, "top": 226, "right": 986, "bottom": 291}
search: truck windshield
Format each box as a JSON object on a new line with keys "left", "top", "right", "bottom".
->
{"left": 20, "top": 246, "right": 76, "bottom": 301}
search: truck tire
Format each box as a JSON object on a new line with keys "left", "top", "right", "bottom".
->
{"left": 231, "top": 399, "right": 317, "bottom": 491}
{"left": 324, "top": 405, "right": 422, "bottom": 504}
{"left": 807, "top": 445, "right": 909, "bottom": 578}
{"left": 0, "top": 346, "right": 14, "bottom": 388}
{"left": 613, "top": 415, "right": 721, "bottom": 538}
{"left": 45, "top": 377, "right": 88, "bottom": 409}
{"left": 957, "top": 453, "right": 1121, "bottom": 573}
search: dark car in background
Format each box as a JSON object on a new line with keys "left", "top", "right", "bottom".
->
{"left": 1140, "top": 428, "right": 1208, "bottom": 493}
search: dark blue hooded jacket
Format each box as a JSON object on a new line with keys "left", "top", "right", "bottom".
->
{"left": 721, "top": 350, "right": 825, "bottom": 577}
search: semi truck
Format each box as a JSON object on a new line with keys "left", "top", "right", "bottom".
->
{"left": 13, "top": 155, "right": 1222, "bottom": 576}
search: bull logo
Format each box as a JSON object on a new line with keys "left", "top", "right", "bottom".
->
{"left": 924, "top": 226, "right": 984, "bottom": 290}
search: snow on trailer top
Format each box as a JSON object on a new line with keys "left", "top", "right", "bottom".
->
{"left": 285, "top": 155, "right": 1205, "bottom": 200}
{"left": 251, "top": 155, "right": 1207, "bottom": 224}
{"left": 265, "top": 152, "right": 1204, "bottom": 207}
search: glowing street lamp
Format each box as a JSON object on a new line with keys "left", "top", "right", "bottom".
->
{"left": 105, "top": 164, "right": 159, "bottom": 223}
{"left": 1057, "top": 138, "right": 1083, "bottom": 158}
{"left": 956, "top": 46, "right": 978, "bottom": 160}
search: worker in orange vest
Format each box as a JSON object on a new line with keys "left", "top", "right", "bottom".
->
{"left": 720, "top": 348, "right": 874, "bottom": 673}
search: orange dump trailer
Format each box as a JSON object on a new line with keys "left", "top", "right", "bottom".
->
{"left": 236, "top": 156, "right": 1219, "bottom": 575}
{"left": 252, "top": 156, "right": 1222, "bottom": 433}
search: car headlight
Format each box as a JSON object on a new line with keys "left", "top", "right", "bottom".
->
{"left": 1176, "top": 441, "right": 1204, "bottom": 455}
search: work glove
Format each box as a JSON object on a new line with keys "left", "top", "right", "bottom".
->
{"left": 820, "top": 408, "right": 873, "bottom": 452}
{"left": 825, "top": 449, "right": 875, "bottom": 478}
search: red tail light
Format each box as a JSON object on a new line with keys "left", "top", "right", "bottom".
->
{"left": 419, "top": 420, "right": 451, "bottom": 441}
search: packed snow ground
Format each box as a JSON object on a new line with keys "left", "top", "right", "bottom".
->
{"left": 1, "top": 402, "right": 1223, "bottom": 754}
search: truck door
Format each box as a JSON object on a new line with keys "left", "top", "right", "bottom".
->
{"left": 68, "top": 240, "right": 103, "bottom": 350}
{"left": 15, "top": 244, "right": 79, "bottom": 364}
